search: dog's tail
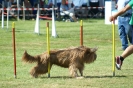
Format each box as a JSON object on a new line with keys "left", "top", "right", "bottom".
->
{"left": 22, "top": 51, "right": 40, "bottom": 63}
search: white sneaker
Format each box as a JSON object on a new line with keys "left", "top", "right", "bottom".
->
{"left": 115, "top": 56, "right": 123, "bottom": 70}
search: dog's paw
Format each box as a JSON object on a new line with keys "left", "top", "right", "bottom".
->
{"left": 32, "top": 74, "right": 38, "bottom": 78}
{"left": 76, "top": 76, "right": 84, "bottom": 79}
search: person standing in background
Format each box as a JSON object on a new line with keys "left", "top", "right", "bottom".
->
{"left": 56, "top": 0, "right": 61, "bottom": 20}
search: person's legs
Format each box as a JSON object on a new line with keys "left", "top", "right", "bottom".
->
{"left": 127, "top": 26, "right": 132, "bottom": 44}
{"left": 115, "top": 45, "right": 133, "bottom": 70}
{"left": 68, "top": 8, "right": 77, "bottom": 22}
{"left": 69, "top": 13, "right": 77, "bottom": 22}
{"left": 124, "top": 16, "right": 132, "bottom": 44}
{"left": 116, "top": 25, "right": 133, "bottom": 70}
{"left": 121, "top": 25, "right": 133, "bottom": 58}
{"left": 57, "top": 2, "right": 61, "bottom": 20}
{"left": 121, "top": 45, "right": 133, "bottom": 58}
{"left": 70, "top": 15, "right": 77, "bottom": 22}
{"left": 118, "top": 17, "right": 128, "bottom": 50}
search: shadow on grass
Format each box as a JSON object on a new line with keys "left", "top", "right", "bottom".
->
{"left": 40, "top": 76, "right": 72, "bottom": 79}
{"left": 8, "top": 30, "right": 44, "bottom": 35}
{"left": 40, "top": 75, "right": 126, "bottom": 79}
{"left": 85, "top": 75, "right": 126, "bottom": 78}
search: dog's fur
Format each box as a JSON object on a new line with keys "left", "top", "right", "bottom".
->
{"left": 22, "top": 46, "right": 97, "bottom": 78}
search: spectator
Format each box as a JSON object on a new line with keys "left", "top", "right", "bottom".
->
{"left": 44, "top": 0, "right": 60, "bottom": 19}
{"left": 43, "top": 0, "right": 53, "bottom": 18}
{"left": 24, "top": 0, "right": 32, "bottom": 8}
{"left": 56, "top": 0, "right": 61, "bottom": 20}
{"left": 29, "top": 0, "right": 37, "bottom": 7}
{"left": 7, "top": 0, "right": 20, "bottom": 19}
{"left": 47, "top": 0, "right": 55, "bottom": 8}
{"left": 43, "top": 0, "right": 49, "bottom": 8}
{"left": 72, "top": 0, "right": 85, "bottom": 18}
{"left": 40, "top": 0, "right": 44, "bottom": 8}
{"left": 10, "top": 0, "right": 17, "bottom": 8}
{"left": 68, "top": 0, "right": 72, "bottom": 8}
{"left": 72, "top": 0, "right": 83, "bottom": 8}
{"left": 82, "top": 0, "right": 89, "bottom": 18}
{"left": 24, "top": 0, "right": 33, "bottom": 20}
{"left": 60, "top": 0, "right": 77, "bottom": 22}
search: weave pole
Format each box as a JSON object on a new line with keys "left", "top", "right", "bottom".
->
{"left": 47, "top": 22, "right": 50, "bottom": 77}
{"left": 80, "top": 20, "right": 83, "bottom": 46}
{"left": 12, "top": 22, "right": 17, "bottom": 78}
{"left": 112, "top": 19, "right": 115, "bottom": 76}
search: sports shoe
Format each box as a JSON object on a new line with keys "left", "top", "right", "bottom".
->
{"left": 115, "top": 56, "right": 123, "bottom": 70}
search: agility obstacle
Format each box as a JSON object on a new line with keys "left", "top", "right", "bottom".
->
{"left": 0, "top": 6, "right": 104, "bottom": 11}
{"left": 1, "top": 0, "right": 104, "bottom": 38}
{"left": 34, "top": 3, "right": 40, "bottom": 35}
{"left": 1, "top": 1, "right": 57, "bottom": 37}
{"left": 51, "top": 5, "right": 57, "bottom": 38}
{"left": 46, "top": 22, "right": 51, "bottom": 77}
{"left": 12, "top": 22, "right": 17, "bottom": 78}
{"left": 112, "top": 19, "right": 115, "bottom": 76}
{"left": 1, "top": 1, "right": 4, "bottom": 29}
{"left": 1, "top": 0, "right": 104, "bottom": 29}
{"left": 80, "top": 20, "right": 83, "bottom": 46}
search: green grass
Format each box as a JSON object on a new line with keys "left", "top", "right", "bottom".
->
{"left": 0, "top": 19, "right": 133, "bottom": 88}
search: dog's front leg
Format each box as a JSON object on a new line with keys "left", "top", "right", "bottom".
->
{"left": 69, "top": 64, "right": 78, "bottom": 77}
{"left": 79, "top": 69, "right": 83, "bottom": 76}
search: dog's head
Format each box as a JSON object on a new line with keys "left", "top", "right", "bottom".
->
{"left": 82, "top": 46, "right": 97, "bottom": 63}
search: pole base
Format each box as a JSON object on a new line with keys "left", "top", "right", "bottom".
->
{"left": 48, "top": 74, "right": 50, "bottom": 78}
{"left": 113, "top": 72, "right": 115, "bottom": 77}
{"left": 14, "top": 75, "right": 17, "bottom": 78}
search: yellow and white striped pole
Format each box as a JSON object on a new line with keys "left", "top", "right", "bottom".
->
{"left": 47, "top": 22, "right": 50, "bottom": 77}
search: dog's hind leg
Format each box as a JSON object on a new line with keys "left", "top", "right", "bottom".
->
{"left": 30, "top": 63, "right": 52, "bottom": 78}
{"left": 30, "top": 66, "right": 39, "bottom": 78}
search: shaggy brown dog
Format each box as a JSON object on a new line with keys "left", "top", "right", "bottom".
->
{"left": 22, "top": 46, "right": 97, "bottom": 78}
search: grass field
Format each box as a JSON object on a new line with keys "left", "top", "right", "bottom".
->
{"left": 0, "top": 19, "right": 133, "bottom": 88}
